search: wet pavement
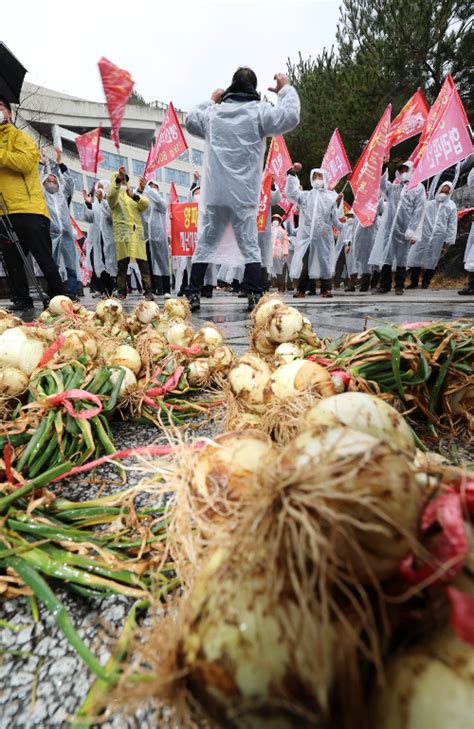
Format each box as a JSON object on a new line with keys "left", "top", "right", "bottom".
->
{"left": 0, "top": 287, "right": 472, "bottom": 728}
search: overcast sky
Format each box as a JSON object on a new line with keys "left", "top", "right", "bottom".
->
{"left": 3, "top": 0, "right": 341, "bottom": 110}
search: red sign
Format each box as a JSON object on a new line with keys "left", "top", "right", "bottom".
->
{"left": 386, "top": 89, "right": 430, "bottom": 151}
{"left": 98, "top": 57, "right": 134, "bottom": 150}
{"left": 75, "top": 127, "right": 104, "bottom": 173}
{"left": 170, "top": 202, "right": 198, "bottom": 256}
{"left": 321, "top": 128, "right": 352, "bottom": 189}
{"left": 145, "top": 102, "right": 188, "bottom": 176}
{"left": 408, "top": 89, "right": 473, "bottom": 189}
{"left": 257, "top": 172, "right": 273, "bottom": 232}
{"left": 458, "top": 207, "right": 474, "bottom": 220}
{"left": 264, "top": 135, "right": 293, "bottom": 213}
{"left": 350, "top": 104, "right": 392, "bottom": 227}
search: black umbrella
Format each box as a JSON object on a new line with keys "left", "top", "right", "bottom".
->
{"left": 0, "top": 42, "right": 27, "bottom": 105}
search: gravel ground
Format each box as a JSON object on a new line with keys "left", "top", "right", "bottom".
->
{"left": 1, "top": 290, "right": 472, "bottom": 728}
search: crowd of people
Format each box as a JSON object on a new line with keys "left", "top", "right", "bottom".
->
{"left": 0, "top": 71, "right": 473, "bottom": 315}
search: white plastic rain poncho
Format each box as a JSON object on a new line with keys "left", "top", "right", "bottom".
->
{"left": 351, "top": 198, "right": 385, "bottom": 275}
{"left": 143, "top": 185, "right": 169, "bottom": 276}
{"left": 270, "top": 220, "right": 289, "bottom": 275}
{"left": 258, "top": 185, "right": 282, "bottom": 269}
{"left": 407, "top": 182, "right": 457, "bottom": 270}
{"left": 369, "top": 162, "right": 426, "bottom": 268}
{"left": 284, "top": 212, "right": 297, "bottom": 271}
{"left": 286, "top": 169, "right": 341, "bottom": 279}
{"left": 185, "top": 85, "right": 300, "bottom": 267}
{"left": 463, "top": 168, "right": 474, "bottom": 273}
{"left": 42, "top": 169, "right": 79, "bottom": 272}
{"left": 337, "top": 218, "right": 356, "bottom": 276}
{"left": 83, "top": 181, "right": 118, "bottom": 278}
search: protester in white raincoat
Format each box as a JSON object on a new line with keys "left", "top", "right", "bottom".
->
{"left": 350, "top": 197, "right": 385, "bottom": 291}
{"left": 369, "top": 160, "right": 426, "bottom": 294}
{"left": 42, "top": 166, "right": 79, "bottom": 299}
{"left": 83, "top": 180, "right": 117, "bottom": 296}
{"left": 459, "top": 167, "right": 474, "bottom": 295}
{"left": 407, "top": 182, "right": 457, "bottom": 289}
{"left": 286, "top": 165, "right": 342, "bottom": 297}
{"left": 338, "top": 211, "right": 357, "bottom": 291}
{"left": 143, "top": 180, "right": 170, "bottom": 295}
{"left": 184, "top": 67, "right": 300, "bottom": 311}
{"left": 258, "top": 180, "right": 282, "bottom": 289}
{"left": 270, "top": 214, "right": 289, "bottom": 291}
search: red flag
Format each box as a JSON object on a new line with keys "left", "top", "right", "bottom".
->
{"left": 169, "top": 181, "right": 179, "bottom": 204}
{"left": 170, "top": 202, "right": 198, "bottom": 256}
{"left": 457, "top": 207, "right": 474, "bottom": 220}
{"left": 386, "top": 89, "right": 430, "bottom": 150}
{"left": 321, "top": 128, "right": 352, "bottom": 189}
{"left": 98, "top": 57, "right": 134, "bottom": 150}
{"left": 257, "top": 172, "right": 273, "bottom": 232}
{"left": 350, "top": 104, "right": 391, "bottom": 227}
{"left": 264, "top": 135, "right": 293, "bottom": 213}
{"left": 75, "top": 127, "right": 104, "bottom": 173}
{"left": 145, "top": 102, "right": 188, "bottom": 176}
{"left": 408, "top": 90, "right": 473, "bottom": 189}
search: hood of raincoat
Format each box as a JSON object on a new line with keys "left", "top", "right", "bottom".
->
{"left": 310, "top": 167, "right": 329, "bottom": 190}
{"left": 436, "top": 180, "right": 454, "bottom": 200}
{"left": 97, "top": 179, "right": 110, "bottom": 193}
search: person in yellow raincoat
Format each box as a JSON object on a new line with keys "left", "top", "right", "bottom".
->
{"left": 106, "top": 166, "right": 154, "bottom": 300}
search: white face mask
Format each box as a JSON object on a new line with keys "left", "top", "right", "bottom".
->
{"left": 0, "top": 110, "right": 8, "bottom": 124}
{"left": 312, "top": 179, "right": 324, "bottom": 189}
{"left": 44, "top": 182, "right": 59, "bottom": 194}
{"left": 437, "top": 192, "right": 448, "bottom": 201}
{"left": 272, "top": 220, "right": 279, "bottom": 227}
{"left": 347, "top": 217, "right": 355, "bottom": 225}
{"left": 400, "top": 172, "right": 410, "bottom": 183}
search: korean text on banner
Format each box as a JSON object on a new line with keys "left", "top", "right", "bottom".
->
{"left": 98, "top": 57, "right": 134, "bottom": 150}
{"left": 350, "top": 104, "right": 391, "bottom": 227}
{"left": 321, "top": 128, "right": 352, "bottom": 189}
{"left": 264, "top": 136, "right": 293, "bottom": 213}
{"left": 145, "top": 102, "right": 188, "bottom": 176}
{"left": 75, "top": 128, "right": 104, "bottom": 174}
{"left": 408, "top": 90, "right": 473, "bottom": 189}
{"left": 170, "top": 202, "right": 198, "bottom": 256}
{"left": 386, "top": 89, "right": 430, "bottom": 150}
{"left": 257, "top": 172, "right": 273, "bottom": 232}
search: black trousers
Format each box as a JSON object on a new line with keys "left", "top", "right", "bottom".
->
{"left": 0, "top": 213, "right": 65, "bottom": 305}
{"left": 380, "top": 264, "right": 406, "bottom": 291}
{"left": 187, "top": 262, "right": 263, "bottom": 296}
{"left": 117, "top": 258, "right": 152, "bottom": 295}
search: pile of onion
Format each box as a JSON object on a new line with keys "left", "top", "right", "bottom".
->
{"left": 133, "top": 300, "right": 160, "bottom": 325}
{"left": 192, "top": 324, "right": 223, "bottom": 354}
{"left": 163, "top": 298, "right": 190, "bottom": 320}
{"left": 96, "top": 298, "right": 123, "bottom": 324}
{"left": 0, "top": 327, "right": 45, "bottom": 374}
{"left": 251, "top": 303, "right": 319, "bottom": 357}
{"left": 164, "top": 320, "right": 194, "bottom": 348}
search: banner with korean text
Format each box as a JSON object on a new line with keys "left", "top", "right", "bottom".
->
{"left": 170, "top": 202, "right": 198, "bottom": 256}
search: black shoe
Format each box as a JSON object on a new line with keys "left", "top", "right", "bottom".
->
{"left": 247, "top": 292, "right": 262, "bottom": 312}
{"left": 395, "top": 288, "right": 404, "bottom": 295}
{"left": 237, "top": 291, "right": 247, "bottom": 299}
{"left": 187, "top": 293, "right": 201, "bottom": 311}
{"left": 321, "top": 290, "right": 333, "bottom": 298}
{"left": 201, "top": 285, "right": 213, "bottom": 299}
{"left": 458, "top": 288, "right": 474, "bottom": 296}
{"left": 7, "top": 301, "right": 34, "bottom": 313}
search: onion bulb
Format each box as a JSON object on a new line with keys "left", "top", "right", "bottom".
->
{"left": 192, "top": 325, "right": 223, "bottom": 354}
{"left": 251, "top": 329, "right": 275, "bottom": 356}
{"left": 48, "top": 295, "right": 75, "bottom": 317}
{"left": 165, "top": 321, "right": 194, "bottom": 348}
{"left": 59, "top": 330, "right": 98, "bottom": 360}
{"left": 0, "top": 312, "right": 21, "bottom": 334}
{"left": 0, "top": 327, "right": 44, "bottom": 374}
{"left": 280, "top": 426, "right": 421, "bottom": 580}
{"left": 187, "top": 359, "right": 211, "bottom": 387}
{"left": 109, "top": 345, "right": 142, "bottom": 376}
{"left": 370, "top": 627, "right": 474, "bottom": 729}
{"left": 208, "top": 346, "right": 235, "bottom": 370}
{"left": 0, "top": 367, "right": 29, "bottom": 397}
{"left": 110, "top": 366, "right": 137, "bottom": 397}
{"left": 135, "top": 331, "right": 167, "bottom": 362}
{"left": 303, "top": 392, "right": 416, "bottom": 456}
{"left": 252, "top": 296, "right": 285, "bottom": 327}
{"left": 163, "top": 298, "right": 190, "bottom": 320}
{"left": 134, "top": 300, "right": 160, "bottom": 324}
{"left": 273, "top": 342, "right": 304, "bottom": 365}
{"left": 96, "top": 298, "right": 123, "bottom": 322}
{"left": 266, "top": 306, "right": 304, "bottom": 343}
{"left": 228, "top": 354, "right": 272, "bottom": 413}
{"left": 264, "top": 359, "right": 336, "bottom": 401}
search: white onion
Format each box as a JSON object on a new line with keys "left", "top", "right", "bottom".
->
{"left": 163, "top": 298, "right": 190, "bottom": 320}
{"left": 304, "top": 392, "right": 416, "bottom": 455}
{"left": 273, "top": 342, "right": 304, "bottom": 365}
{"left": 193, "top": 325, "right": 224, "bottom": 354}
{"left": 135, "top": 331, "right": 167, "bottom": 361}
{"left": 228, "top": 354, "right": 272, "bottom": 413}
{"left": 266, "top": 306, "right": 305, "bottom": 343}
{"left": 110, "top": 366, "right": 137, "bottom": 397}
{"left": 165, "top": 321, "right": 194, "bottom": 348}
{"left": 134, "top": 300, "right": 160, "bottom": 324}
{"left": 48, "top": 295, "right": 75, "bottom": 316}
{"left": 0, "top": 313, "right": 21, "bottom": 334}
{"left": 0, "top": 327, "right": 44, "bottom": 374}
{"left": 208, "top": 346, "right": 235, "bottom": 370}
{"left": 252, "top": 329, "right": 275, "bottom": 356}
{"left": 187, "top": 359, "right": 211, "bottom": 387}
{"left": 264, "top": 359, "right": 336, "bottom": 401}
{"left": 252, "top": 297, "right": 285, "bottom": 327}
{"left": 59, "top": 330, "right": 98, "bottom": 360}
{"left": 0, "top": 367, "right": 29, "bottom": 397}
{"left": 109, "top": 345, "right": 142, "bottom": 376}
{"left": 96, "top": 298, "right": 123, "bottom": 322}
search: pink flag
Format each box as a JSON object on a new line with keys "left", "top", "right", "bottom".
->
{"left": 408, "top": 90, "right": 473, "bottom": 189}
{"left": 350, "top": 105, "right": 391, "bottom": 227}
{"left": 386, "top": 89, "right": 430, "bottom": 151}
{"left": 321, "top": 128, "right": 352, "bottom": 189}
{"left": 98, "top": 57, "right": 134, "bottom": 150}
{"left": 169, "top": 181, "right": 179, "bottom": 203}
{"left": 75, "top": 127, "right": 104, "bottom": 173}
{"left": 145, "top": 102, "right": 188, "bottom": 176}
{"left": 264, "top": 135, "right": 293, "bottom": 213}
